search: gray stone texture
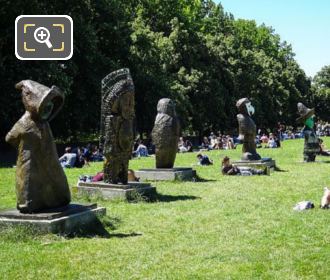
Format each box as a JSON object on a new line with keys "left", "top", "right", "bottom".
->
{"left": 5, "top": 80, "right": 71, "bottom": 213}
{"left": 236, "top": 98, "right": 261, "bottom": 161}
{"left": 152, "top": 98, "right": 180, "bottom": 168}
{"left": 100, "top": 68, "right": 135, "bottom": 184}
{"left": 0, "top": 204, "right": 106, "bottom": 234}
{"left": 135, "top": 168, "right": 196, "bottom": 181}
{"left": 77, "top": 182, "right": 156, "bottom": 200}
{"left": 233, "top": 158, "right": 276, "bottom": 170}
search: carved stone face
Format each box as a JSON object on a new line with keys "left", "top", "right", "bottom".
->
{"left": 16, "top": 80, "right": 64, "bottom": 121}
{"left": 120, "top": 91, "right": 135, "bottom": 120}
{"left": 111, "top": 91, "right": 134, "bottom": 120}
{"left": 157, "top": 98, "right": 176, "bottom": 116}
{"left": 245, "top": 102, "right": 255, "bottom": 116}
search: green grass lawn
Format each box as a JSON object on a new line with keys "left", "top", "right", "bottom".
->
{"left": 1, "top": 139, "right": 330, "bottom": 279}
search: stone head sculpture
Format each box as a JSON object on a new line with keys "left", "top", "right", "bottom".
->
{"left": 236, "top": 97, "right": 261, "bottom": 161}
{"left": 5, "top": 80, "right": 71, "bottom": 213}
{"left": 157, "top": 98, "right": 176, "bottom": 116}
{"left": 236, "top": 97, "right": 255, "bottom": 116}
{"left": 296, "top": 102, "right": 319, "bottom": 162}
{"left": 100, "top": 68, "right": 135, "bottom": 184}
{"left": 152, "top": 98, "right": 180, "bottom": 168}
{"left": 297, "top": 102, "right": 315, "bottom": 128}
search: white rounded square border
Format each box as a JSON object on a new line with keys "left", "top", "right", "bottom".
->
{"left": 15, "top": 15, "right": 73, "bottom": 61}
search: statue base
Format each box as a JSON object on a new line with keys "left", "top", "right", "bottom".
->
{"left": 233, "top": 157, "right": 276, "bottom": 170}
{"left": 0, "top": 203, "right": 106, "bottom": 234}
{"left": 76, "top": 181, "right": 156, "bottom": 200}
{"left": 135, "top": 167, "right": 196, "bottom": 181}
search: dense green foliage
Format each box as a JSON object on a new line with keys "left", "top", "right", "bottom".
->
{"left": 0, "top": 0, "right": 325, "bottom": 141}
{"left": 1, "top": 139, "right": 330, "bottom": 278}
{"left": 312, "top": 65, "right": 330, "bottom": 121}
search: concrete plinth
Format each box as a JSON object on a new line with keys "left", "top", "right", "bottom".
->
{"left": 135, "top": 167, "right": 196, "bottom": 181}
{"left": 0, "top": 203, "right": 106, "bottom": 234}
{"left": 233, "top": 157, "right": 276, "bottom": 170}
{"left": 77, "top": 181, "right": 156, "bottom": 200}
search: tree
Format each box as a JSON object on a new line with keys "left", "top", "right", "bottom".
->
{"left": 313, "top": 65, "right": 330, "bottom": 121}
{"left": 0, "top": 0, "right": 313, "bottom": 143}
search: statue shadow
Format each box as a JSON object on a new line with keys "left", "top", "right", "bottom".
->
{"left": 150, "top": 193, "right": 201, "bottom": 203}
{"left": 64, "top": 215, "right": 142, "bottom": 239}
{"left": 296, "top": 160, "right": 330, "bottom": 164}
{"left": 274, "top": 166, "right": 288, "bottom": 172}
{"left": 192, "top": 175, "right": 216, "bottom": 182}
{"left": 316, "top": 160, "right": 330, "bottom": 164}
{"left": 108, "top": 232, "right": 142, "bottom": 238}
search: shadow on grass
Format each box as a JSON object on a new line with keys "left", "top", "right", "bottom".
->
{"left": 192, "top": 175, "right": 216, "bottom": 182}
{"left": 108, "top": 232, "right": 142, "bottom": 238}
{"left": 296, "top": 160, "right": 330, "bottom": 164}
{"left": 66, "top": 219, "right": 111, "bottom": 238}
{"left": 0, "top": 216, "right": 142, "bottom": 240}
{"left": 66, "top": 216, "right": 142, "bottom": 239}
{"left": 316, "top": 160, "right": 330, "bottom": 163}
{"left": 150, "top": 193, "right": 201, "bottom": 203}
{"left": 274, "top": 166, "right": 288, "bottom": 172}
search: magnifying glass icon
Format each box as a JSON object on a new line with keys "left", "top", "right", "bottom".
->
{"left": 34, "top": 27, "right": 53, "bottom": 49}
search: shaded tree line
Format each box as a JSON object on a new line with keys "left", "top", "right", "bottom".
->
{"left": 0, "top": 0, "right": 325, "bottom": 143}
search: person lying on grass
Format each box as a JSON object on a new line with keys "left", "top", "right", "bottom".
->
{"left": 318, "top": 138, "right": 330, "bottom": 156}
{"left": 196, "top": 153, "right": 213, "bottom": 165}
{"left": 78, "top": 169, "right": 140, "bottom": 183}
{"left": 221, "top": 156, "right": 269, "bottom": 176}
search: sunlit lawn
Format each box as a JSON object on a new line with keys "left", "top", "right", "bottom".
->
{"left": 1, "top": 139, "right": 330, "bottom": 279}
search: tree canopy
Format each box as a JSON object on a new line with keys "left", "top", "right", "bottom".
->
{"left": 0, "top": 0, "right": 324, "bottom": 142}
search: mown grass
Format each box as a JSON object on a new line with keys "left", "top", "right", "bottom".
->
{"left": 1, "top": 139, "right": 330, "bottom": 279}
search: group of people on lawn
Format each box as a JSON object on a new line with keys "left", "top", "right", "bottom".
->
{"left": 59, "top": 144, "right": 103, "bottom": 168}
{"left": 59, "top": 140, "right": 266, "bottom": 177}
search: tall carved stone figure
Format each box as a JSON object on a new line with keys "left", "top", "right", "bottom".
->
{"left": 5, "top": 80, "right": 71, "bottom": 213}
{"left": 296, "top": 102, "right": 320, "bottom": 162}
{"left": 152, "top": 98, "right": 180, "bottom": 168}
{"left": 236, "top": 98, "right": 261, "bottom": 161}
{"left": 100, "top": 68, "right": 135, "bottom": 184}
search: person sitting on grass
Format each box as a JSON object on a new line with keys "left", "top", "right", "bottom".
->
{"left": 260, "top": 133, "right": 269, "bottom": 144}
{"left": 221, "top": 156, "right": 269, "bottom": 176}
{"left": 319, "top": 138, "right": 330, "bottom": 156}
{"left": 75, "top": 147, "right": 88, "bottom": 168}
{"left": 266, "top": 134, "right": 277, "bottom": 148}
{"left": 197, "top": 153, "right": 213, "bottom": 165}
{"left": 200, "top": 136, "right": 212, "bottom": 150}
{"left": 178, "top": 137, "right": 188, "bottom": 153}
{"left": 226, "top": 138, "right": 236, "bottom": 149}
{"left": 91, "top": 145, "right": 104, "bottom": 161}
{"left": 59, "top": 147, "right": 77, "bottom": 168}
{"left": 185, "top": 139, "right": 193, "bottom": 152}
{"left": 134, "top": 140, "right": 149, "bottom": 157}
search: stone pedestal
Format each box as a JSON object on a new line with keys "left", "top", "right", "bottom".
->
{"left": 77, "top": 181, "right": 156, "bottom": 200}
{"left": 233, "top": 157, "right": 276, "bottom": 170}
{"left": 135, "top": 167, "right": 196, "bottom": 181}
{"left": 0, "top": 203, "right": 106, "bottom": 234}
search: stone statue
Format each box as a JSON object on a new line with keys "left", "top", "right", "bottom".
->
{"left": 100, "top": 68, "right": 135, "bottom": 184}
{"left": 297, "top": 102, "right": 320, "bottom": 162}
{"left": 152, "top": 98, "right": 180, "bottom": 168}
{"left": 236, "top": 97, "right": 261, "bottom": 161}
{"left": 5, "top": 80, "right": 71, "bottom": 213}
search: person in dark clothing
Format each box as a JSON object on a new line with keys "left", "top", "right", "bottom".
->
{"left": 197, "top": 153, "right": 213, "bottom": 165}
{"left": 318, "top": 138, "right": 330, "bottom": 156}
{"left": 221, "top": 156, "right": 269, "bottom": 176}
{"left": 221, "top": 156, "right": 241, "bottom": 175}
{"left": 74, "top": 147, "right": 85, "bottom": 168}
